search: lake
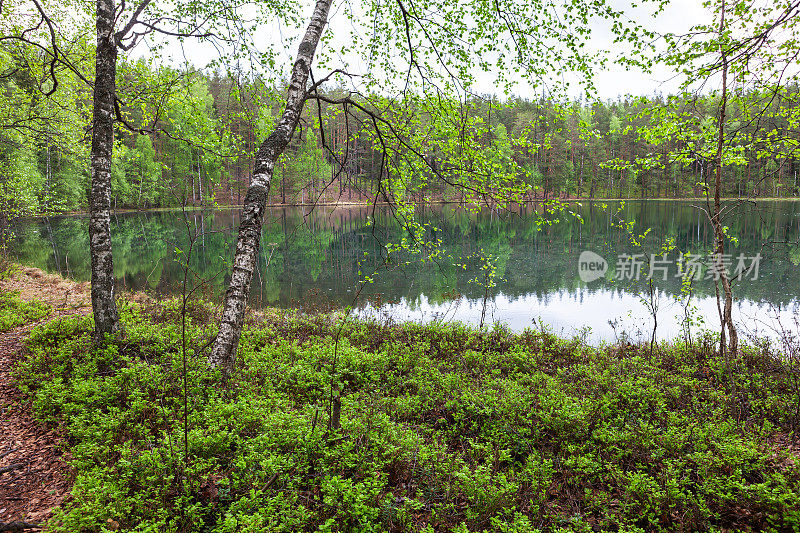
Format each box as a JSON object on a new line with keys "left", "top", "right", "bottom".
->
{"left": 7, "top": 200, "right": 800, "bottom": 343}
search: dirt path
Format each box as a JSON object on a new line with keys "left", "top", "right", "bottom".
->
{"left": 0, "top": 267, "right": 91, "bottom": 530}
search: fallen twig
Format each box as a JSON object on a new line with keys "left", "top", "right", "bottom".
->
{"left": 0, "top": 448, "right": 16, "bottom": 461}
{"left": 0, "top": 521, "right": 41, "bottom": 532}
{"left": 0, "top": 464, "right": 23, "bottom": 475}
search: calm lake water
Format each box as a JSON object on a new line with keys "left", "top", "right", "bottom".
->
{"left": 8, "top": 201, "right": 800, "bottom": 343}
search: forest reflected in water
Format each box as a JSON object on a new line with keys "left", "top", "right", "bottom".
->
{"left": 8, "top": 200, "right": 800, "bottom": 342}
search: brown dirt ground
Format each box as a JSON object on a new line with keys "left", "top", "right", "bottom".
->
{"left": 0, "top": 267, "right": 91, "bottom": 530}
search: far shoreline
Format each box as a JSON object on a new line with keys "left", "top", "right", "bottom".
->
{"left": 15, "top": 195, "right": 800, "bottom": 219}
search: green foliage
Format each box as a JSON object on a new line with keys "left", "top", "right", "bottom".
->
{"left": 0, "top": 289, "right": 50, "bottom": 331}
{"left": 275, "top": 127, "right": 332, "bottom": 203}
{"left": 0, "top": 144, "right": 44, "bottom": 216}
{"left": 3, "top": 44, "right": 800, "bottom": 217}
{"left": 12, "top": 302, "right": 800, "bottom": 532}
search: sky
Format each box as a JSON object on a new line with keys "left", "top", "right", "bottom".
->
{"left": 586, "top": 0, "right": 712, "bottom": 99}
{"left": 153, "top": 0, "right": 714, "bottom": 101}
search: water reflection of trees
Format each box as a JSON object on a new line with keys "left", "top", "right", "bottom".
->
{"left": 9, "top": 201, "right": 800, "bottom": 310}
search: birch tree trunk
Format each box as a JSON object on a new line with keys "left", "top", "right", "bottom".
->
{"left": 209, "top": 0, "right": 332, "bottom": 371}
{"left": 712, "top": 0, "right": 738, "bottom": 356}
{"left": 89, "top": 0, "right": 123, "bottom": 339}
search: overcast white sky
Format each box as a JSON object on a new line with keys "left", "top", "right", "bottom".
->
{"left": 155, "top": 0, "right": 713, "bottom": 101}
{"left": 501, "top": 0, "right": 714, "bottom": 100}
{"left": 587, "top": 0, "right": 712, "bottom": 99}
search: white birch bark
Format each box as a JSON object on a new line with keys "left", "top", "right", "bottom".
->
{"left": 209, "top": 0, "right": 333, "bottom": 371}
{"left": 89, "top": 0, "right": 123, "bottom": 339}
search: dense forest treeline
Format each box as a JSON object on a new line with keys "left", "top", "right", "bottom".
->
{"left": 2, "top": 45, "right": 800, "bottom": 217}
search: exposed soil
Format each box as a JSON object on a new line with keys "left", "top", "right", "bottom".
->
{"left": 0, "top": 267, "right": 90, "bottom": 310}
{"left": 0, "top": 267, "right": 90, "bottom": 530}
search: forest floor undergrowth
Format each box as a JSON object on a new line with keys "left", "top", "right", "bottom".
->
{"left": 1, "top": 266, "right": 800, "bottom": 532}
{"left": 0, "top": 267, "right": 91, "bottom": 530}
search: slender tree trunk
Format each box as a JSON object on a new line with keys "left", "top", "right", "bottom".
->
{"left": 197, "top": 149, "right": 203, "bottom": 206}
{"left": 44, "top": 137, "right": 51, "bottom": 210}
{"left": 89, "top": 0, "right": 123, "bottom": 339}
{"left": 712, "top": 0, "right": 737, "bottom": 356}
{"left": 209, "top": 0, "right": 332, "bottom": 371}
{"left": 137, "top": 164, "right": 144, "bottom": 207}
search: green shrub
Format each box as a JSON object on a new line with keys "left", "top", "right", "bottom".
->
{"left": 0, "top": 289, "right": 50, "bottom": 331}
{"left": 12, "top": 305, "right": 800, "bottom": 532}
